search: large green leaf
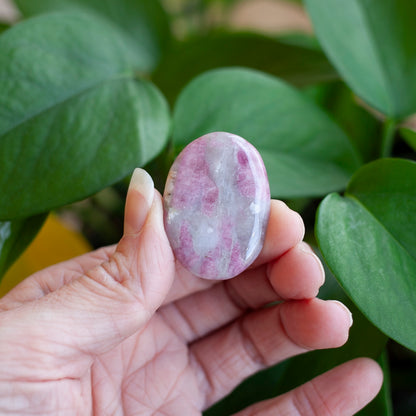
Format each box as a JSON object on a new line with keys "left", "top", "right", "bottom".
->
{"left": 14, "top": 0, "right": 170, "bottom": 71}
{"left": 172, "top": 68, "right": 361, "bottom": 199}
{"left": 0, "top": 214, "right": 47, "bottom": 279}
{"left": 205, "top": 262, "right": 388, "bottom": 416}
{"left": 316, "top": 158, "right": 416, "bottom": 351}
{"left": 153, "top": 32, "right": 338, "bottom": 103}
{"left": 0, "top": 12, "right": 170, "bottom": 220}
{"left": 305, "top": 0, "right": 416, "bottom": 119}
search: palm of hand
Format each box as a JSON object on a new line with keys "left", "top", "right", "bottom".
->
{"left": 92, "top": 314, "right": 199, "bottom": 415}
{"left": 19, "top": 315, "right": 197, "bottom": 415}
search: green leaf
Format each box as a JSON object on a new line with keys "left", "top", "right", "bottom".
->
{"left": 205, "top": 262, "right": 388, "bottom": 416}
{"left": 316, "top": 158, "right": 416, "bottom": 351}
{"left": 153, "top": 31, "right": 338, "bottom": 103}
{"left": 14, "top": 0, "right": 171, "bottom": 71}
{"left": 172, "top": 67, "right": 361, "bottom": 199}
{"left": 0, "top": 12, "right": 170, "bottom": 220}
{"left": 0, "top": 214, "right": 47, "bottom": 279}
{"left": 400, "top": 127, "right": 416, "bottom": 152}
{"left": 305, "top": 0, "right": 416, "bottom": 119}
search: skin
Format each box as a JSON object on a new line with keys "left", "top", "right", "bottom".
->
{"left": 0, "top": 169, "right": 383, "bottom": 415}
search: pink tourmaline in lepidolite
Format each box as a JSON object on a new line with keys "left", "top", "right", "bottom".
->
{"left": 163, "top": 132, "right": 270, "bottom": 280}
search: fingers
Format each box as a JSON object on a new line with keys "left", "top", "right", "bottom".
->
{"left": 0, "top": 169, "right": 175, "bottom": 380}
{"left": 159, "top": 241, "right": 325, "bottom": 343}
{"left": 163, "top": 199, "right": 306, "bottom": 304}
{"left": 268, "top": 242, "right": 325, "bottom": 300}
{"left": 253, "top": 200, "right": 305, "bottom": 266}
{"left": 2, "top": 186, "right": 306, "bottom": 315}
{"left": 233, "top": 358, "right": 383, "bottom": 416}
{"left": 159, "top": 265, "right": 273, "bottom": 343}
{"left": 190, "top": 298, "right": 353, "bottom": 408}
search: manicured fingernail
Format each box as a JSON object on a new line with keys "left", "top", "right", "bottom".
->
{"left": 299, "top": 242, "right": 325, "bottom": 287}
{"left": 330, "top": 300, "right": 353, "bottom": 327}
{"left": 129, "top": 168, "right": 154, "bottom": 209}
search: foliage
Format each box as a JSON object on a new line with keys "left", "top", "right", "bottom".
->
{"left": 0, "top": 0, "right": 415, "bottom": 414}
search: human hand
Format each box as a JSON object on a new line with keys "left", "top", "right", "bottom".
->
{"left": 0, "top": 169, "right": 382, "bottom": 415}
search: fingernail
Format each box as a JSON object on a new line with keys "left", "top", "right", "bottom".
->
{"left": 330, "top": 300, "right": 353, "bottom": 327}
{"left": 299, "top": 243, "right": 325, "bottom": 287}
{"left": 129, "top": 168, "right": 154, "bottom": 209}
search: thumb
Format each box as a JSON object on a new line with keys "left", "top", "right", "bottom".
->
{"left": 0, "top": 169, "right": 175, "bottom": 380}
{"left": 109, "top": 168, "right": 176, "bottom": 313}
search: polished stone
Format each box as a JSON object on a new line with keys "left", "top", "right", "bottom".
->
{"left": 163, "top": 132, "right": 270, "bottom": 280}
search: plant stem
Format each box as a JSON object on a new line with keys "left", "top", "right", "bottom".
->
{"left": 380, "top": 118, "right": 396, "bottom": 158}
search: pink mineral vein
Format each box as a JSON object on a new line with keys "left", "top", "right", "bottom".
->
{"left": 163, "top": 131, "right": 270, "bottom": 280}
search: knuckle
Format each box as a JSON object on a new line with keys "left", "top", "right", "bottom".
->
{"left": 239, "top": 318, "right": 268, "bottom": 368}
{"left": 292, "top": 379, "right": 335, "bottom": 416}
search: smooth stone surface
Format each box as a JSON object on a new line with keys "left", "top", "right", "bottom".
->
{"left": 163, "top": 132, "right": 270, "bottom": 280}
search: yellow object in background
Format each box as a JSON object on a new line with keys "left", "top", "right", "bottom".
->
{"left": 0, "top": 214, "right": 91, "bottom": 297}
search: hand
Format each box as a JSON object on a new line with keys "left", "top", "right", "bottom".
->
{"left": 0, "top": 169, "right": 382, "bottom": 415}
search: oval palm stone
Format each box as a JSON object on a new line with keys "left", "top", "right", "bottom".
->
{"left": 163, "top": 132, "right": 270, "bottom": 280}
